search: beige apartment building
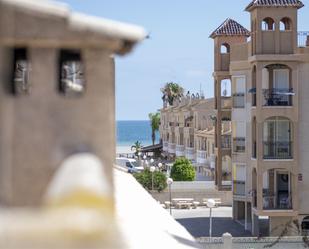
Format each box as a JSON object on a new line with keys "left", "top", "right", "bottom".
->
{"left": 160, "top": 94, "right": 232, "bottom": 181}
{"left": 210, "top": 0, "right": 309, "bottom": 237}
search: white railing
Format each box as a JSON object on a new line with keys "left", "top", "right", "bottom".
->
{"left": 185, "top": 147, "right": 195, "bottom": 160}
{"left": 163, "top": 141, "right": 169, "bottom": 152}
{"left": 196, "top": 150, "right": 207, "bottom": 165}
{"left": 176, "top": 145, "right": 185, "bottom": 157}
{"left": 168, "top": 143, "right": 176, "bottom": 154}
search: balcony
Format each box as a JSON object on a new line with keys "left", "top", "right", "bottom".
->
{"left": 185, "top": 147, "right": 195, "bottom": 160}
{"left": 263, "top": 141, "right": 293, "bottom": 159}
{"left": 196, "top": 150, "right": 207, "bottom": 165}
{"left": 221, "top": 97, "right": 232, "bottom": 109}
{"left": 233, "top": 181, "right": 245, "bottom": 196}
{"left": 262, "top": 89, "right": 293, "bottom": 107}
{"left": 233, "top": 93, "right": 245, "bottom": 108}
{"left": 168, "top": 143, "right": 176, "bottom": 154}
{"left": 263, "top": 194, "right": 292, "bottom": 210}
{"left": 233, "top": 137, "right": 245, "bottom": 153}
{"left": 163, "top": 141, "right": 169, "bottom": 152}
{"left": 221, "top": 135, "right": 231, "bottom": 149}
{"left": 176, "top": 145, "right": 185, "bottom": 157}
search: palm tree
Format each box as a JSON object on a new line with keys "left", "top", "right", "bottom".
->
{"left": 131, "top": 141, "right": 142, "bottom": 156}
{"left": 161, "top": 82, "right": 184, "bottom": 106}
{"left": 149, "top": 112, "right": 160, "bottom": 145}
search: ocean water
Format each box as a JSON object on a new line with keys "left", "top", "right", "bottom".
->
{"left": 116, "top": 120, "right": 160, "bottom": 147}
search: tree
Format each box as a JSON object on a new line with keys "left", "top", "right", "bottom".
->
{"left": 148, "top": 112, "right": 160, "bottom": 145}
{"left": 161, "top": 82, "right": 184, "bottom": 106}
{"left": 134, "top": 169, "right": 167, "bottom": 192}
{"left": 131, "top": 141, "right": 142, "bottom": 156}
{"left": 170, "top": 158, "right": 195, "bottom": 181}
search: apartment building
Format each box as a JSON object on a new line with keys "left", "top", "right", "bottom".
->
{"left": 159, "top": 94, "right": 231, "bottom": 180}
{"left": 210, "top": 0, "right": 309, "bottom": 236}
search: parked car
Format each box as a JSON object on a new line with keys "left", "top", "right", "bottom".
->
{"left": 115, "top": 158, "right": 144, "bottom": 173}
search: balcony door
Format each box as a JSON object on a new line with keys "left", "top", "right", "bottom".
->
{"left": 273, "top": 69, "right": 289, "bottom": 90}
{"left": 263, "top": 117, "right": 292, "bottom": 159}
{"left": 275, "top": 170, "right": 291, "bottom": 209}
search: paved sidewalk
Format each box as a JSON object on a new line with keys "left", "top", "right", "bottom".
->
{"left": 173, "top": 207, "right": 252, "bottom": 238}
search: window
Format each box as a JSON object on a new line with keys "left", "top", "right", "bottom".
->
{"left": 262, "top": 18, "right": 275, "bottom": 31}
{"left": 220, "top": 43, "right": 230, "bottom": 54}
{"left": 59, "top": 50, "right": 85, "bottom": 97}
{"left": 280, "top": 18, "right": 292, "bottom": 31}
{"left": 232, "top": 76, "right": 246, "bottom": 108}
{"left": 233, "top": 121, "right": 246, "bottom": 153}
{"left": 263, "top": 117, "right": 292, "bottom": 159}
{"left": 12, "top": 48, "right": 30, "bottom": 95}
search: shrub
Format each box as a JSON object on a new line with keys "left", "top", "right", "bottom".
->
{"left": 170, "top": 157, "right": 195, "bottom": 181}
{"left": 133, "top": 169, "right": 167, "bottom": 192}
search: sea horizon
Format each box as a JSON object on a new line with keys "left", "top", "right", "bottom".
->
{"left": 116, "top": 120, "right": 160, "bottom": 150}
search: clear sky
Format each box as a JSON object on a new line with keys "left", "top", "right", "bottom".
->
{"left": 61, "top": 0, "right": 308, "bottom": 120}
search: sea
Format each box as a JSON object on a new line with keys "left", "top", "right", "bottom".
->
{"left": 116, "top": 120, "right": 160, "bottom": 154}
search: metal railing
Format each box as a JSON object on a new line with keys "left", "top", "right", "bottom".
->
{"left": 262, "top": 88, "right": 293, "bottom": 106}
{"left": 233, "top": 93, "right": 245, "bottom": 108}
{"left": 298, "top": 31, "right": 309, "bottom": 47}
{"left": 263, "top": 193, "right": 292, "bottom": 210}
{"left": 233, "top": 137, "right": 245, "bottom": 153}
{"left": 222, "top": 135, "right": 231, "bottom": 149}
{"left": 233, "top": 181, "right": 245, "bottom": 196}
{"left": 263, "top": 141, "right": 293, "bottom": 159}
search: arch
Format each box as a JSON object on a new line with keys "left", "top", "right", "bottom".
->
{"left": 222, "top": 155, "right": 232, "bottom": 181}
{"left": 280, "top": 17, "right": 292, "bottom": 31}
{"left": 220, "top": 43, "right": 230, "bottom": 54}
{"left": 261, "top": 17, "right": 275, "bottom": 31}
{"left": 263, "top": 117, "right": 293, "bottom": 159}
{"left": 221, "top": 79, "right": 231, "bottom": 97}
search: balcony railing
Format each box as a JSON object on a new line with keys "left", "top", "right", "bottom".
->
{"left": 263, "top": 194, "right": 292, "bottom": 210}
{"left": 233, "top": 181, "right": 245, "bottom": 196}
{"left": 176, "top": 145, "right": 185, "bottom": 157}
{"left": 196, "top": 150, "right": 207, "bottom": 165}
{"left": 262, "top": 88, "right": 293, "bottom": 107}
{"left": 233, "top": 93, "right": 245, "bottom": 108}
{"left": 233, "top": 137, "right": 245, "bottom": 153}
{"left": 263, "top": 141, "right": 293, "bottom": 159}
{"left": 185, "top": 147, "right": 195, "bottom": 160}
{"left": 222, "top": 135, "right": 231, "bottom": 149}
{"left": 298, "top": 31, "right": 309, "bottom": 47}
{"left": 168, "top": 143, "right": 176, "bottom": 154}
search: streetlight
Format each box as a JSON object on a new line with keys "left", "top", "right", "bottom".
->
{"left": 150, "top": 166, "right": 156, "bottom": 191}
{"left": 206, "top": 199, "right": 216, "bottom": 242}
{"left": 166, "top": 177, "right": 173, "bottom": 215}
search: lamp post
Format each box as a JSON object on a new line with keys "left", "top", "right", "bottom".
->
{"left": 150, "top": 166, "right": 156, "bottom": 191}
{"left": 206, "top": 199, "right": 216, "bottom": 242}
{"left": 166, "top": 178, "right": 173, "bottom": 215}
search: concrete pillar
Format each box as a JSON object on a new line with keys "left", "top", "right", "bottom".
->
{"left": 222, "top": 232, "right": 232, "bottom": 249}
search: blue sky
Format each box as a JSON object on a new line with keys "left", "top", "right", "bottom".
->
{"left": 62, "top": 0, "right": 308, "bottom": 120}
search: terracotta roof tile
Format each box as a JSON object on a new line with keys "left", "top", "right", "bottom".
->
{"left": 210, "top": 18, "right": 250, "bottom": 38}
{"left": 245, "top": 0, "right": 304, "bottom": 11}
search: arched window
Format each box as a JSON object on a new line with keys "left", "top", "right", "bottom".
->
{"left": 261, "top": 17, "right": 275, "bottom": 31}
{"left": 280, "top": 17, "right": 292, "bottom": 31}
{"left": 220, "top": 43, "right": 230, "bottom": 54}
